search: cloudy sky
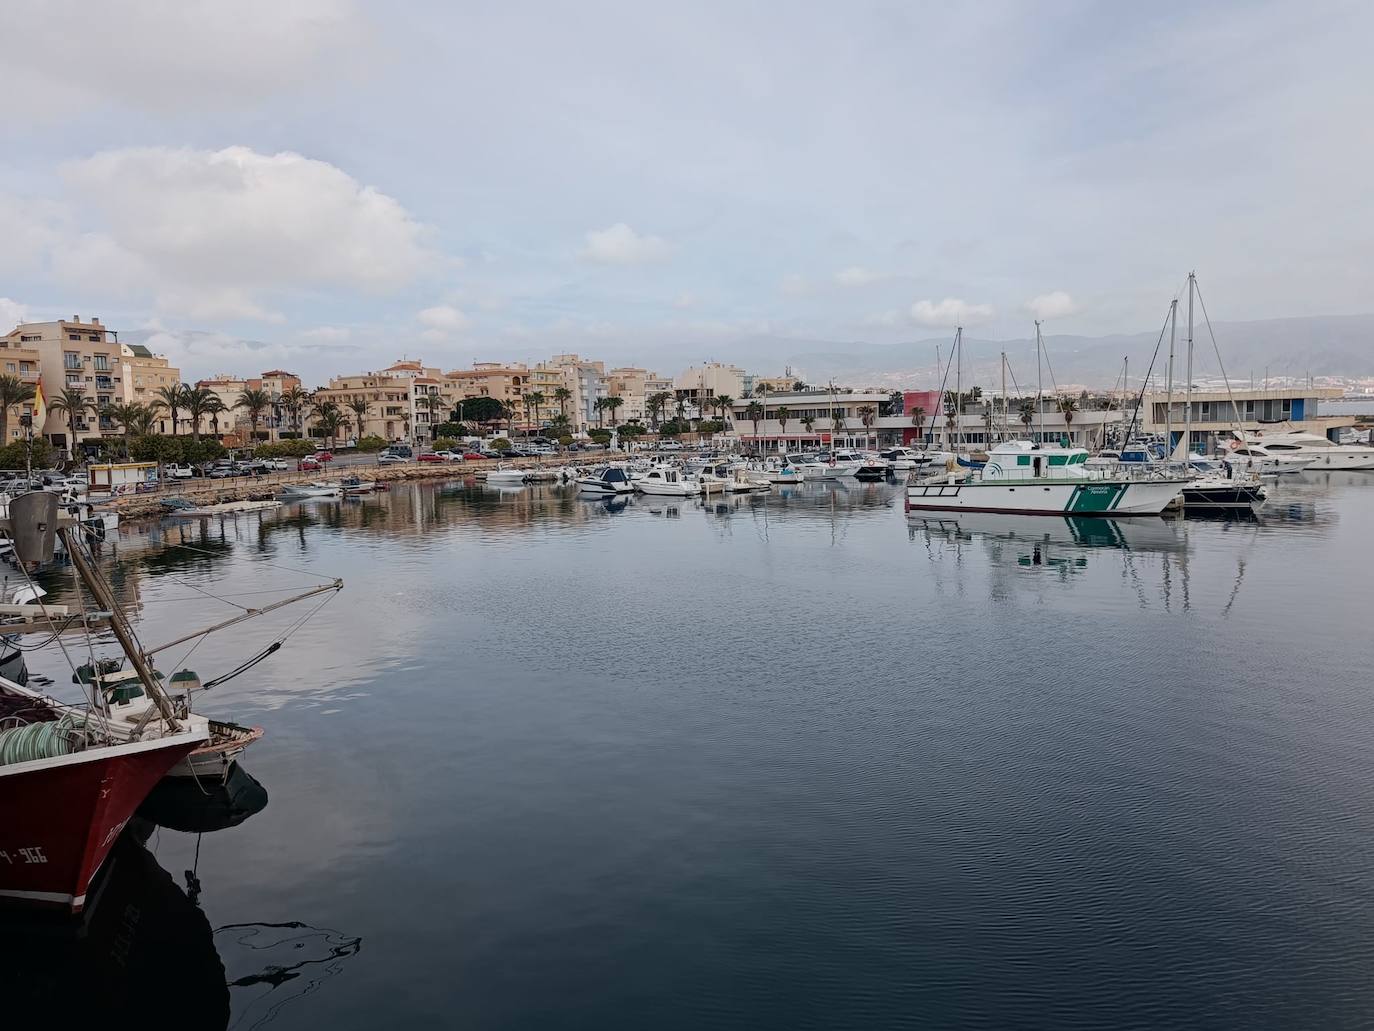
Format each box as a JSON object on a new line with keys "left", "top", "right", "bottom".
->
{"left": 2, "top": 0, "right": 1370, "bottom": 384}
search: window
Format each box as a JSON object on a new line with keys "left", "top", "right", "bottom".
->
{"left": 20, "top": 334, "right": 39, "bottom": 342}
{"left": 68, "top": 333, "right": 80, "bottom": 341}
{"left": 65, "top": 374, "right": 82, "bottom": 387}
{"left": 3, "top": 363, "right": 12, "bottom": 373}
{"left": 94, "top": 355, "right": 109, "bottom": 371}
{"left": 87, "top": 334, "right": 101, "bottom": 342}
{"left": 19, "top": 362, "right": 31, "bottom": 375}
{"left": 64, "top": 352, "right": 81, "bottom": 370}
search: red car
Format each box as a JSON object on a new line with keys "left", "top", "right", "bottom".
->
{"left": 463, "top": 452, "right": 486, "bottom": 461}
{"left": 315, "top": 451, "right": 334, "bottom": 462}
{"left": 417, "top": 452, "right": 446, "bottom": 463}
{"left": 298, "top": 457, "right": 322, "bottom": 471}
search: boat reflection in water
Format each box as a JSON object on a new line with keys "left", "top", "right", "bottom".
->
{"left": 908, "top": 512, "right": 1188, "bottom": 556}
{"left": 0, "top": 767, "right": 360, "bottom": 1028}
{"left": 139, "top": 763, "right": 270, "bottom": 834}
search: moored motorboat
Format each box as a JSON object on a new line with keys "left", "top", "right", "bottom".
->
{"left": 905, "top": 440, "right": 1186, "bottom": 516}
{"left": 1244, "top": 430, "right": 1374, "bottom": 471}
{"left": 485, "top": 464, "right": 529, "bottom": 486}
{"left": 576, "top": 465, "right": 634, "bottom": 495}
{"left": 1222, "top": 442, "right": 1313, "bottom": 476}
{"left": 635, "top": 467, "right": 699, "bottom": 497}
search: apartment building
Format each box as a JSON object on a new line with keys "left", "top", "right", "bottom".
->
{"left": 0, "top": 338, "right": 42, "bottom": 444}
{"left": 675, "top": 362, "right": 746, "bottom": 418}
{"left": 445, "top": 363, "right": 529, "bottom": 425}
{"left": 529, "top": 366, "right": 567, "bottom": 427}
{"left": 540, "top": 354, "right": 606, "bottom": 433}
{"left": 605, "top": 367, "right": 662, "bottom": 423}
{"left": 0, "top": 316, "right": 182, "bottom": 450}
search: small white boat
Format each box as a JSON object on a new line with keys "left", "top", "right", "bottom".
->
{"left": 576, "top": 465, "right": 635, "bottom": 495}
{"left": 339, "top": 477, "right": 377, "bottom": 495}
{"left": 1246, "top": 430, "right": 1374, "bottom": 471}
{"left": 635, "top": 467, "right": 699, "bottom": 497}
{"left": 722, "top": 468, "right": 771, "bottom": 493}
{"left": 799, "top": 452, "right": 863, "bottom": 479}
{"left": 485, "top": 464, "right": 529, "bottom": 486}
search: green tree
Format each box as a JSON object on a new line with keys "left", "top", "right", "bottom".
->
{"left": 0, "top": 374, "right": 36, "bottom": 446}
{"left": 155, "top": 384, "right": 185, "bottom": 435}
{"left": 1019, "top": 400, "right": 1035, "bottom": 435}
{"left": 524, "top": 390, "right": 544, "bottom": 434}
{"left": 603, "top": 395, "right": 624, "bottom": 427}
{"left": 910, "top": 406, "right": 927, "bottom": 442}
{"left": 744, "top": 400, "right": 764, "bottom": 444}
{"left": 646, "top": 390, "right": 672, "bottom": 429}
{"left": 205, "top": 396, "right": 228, "bottom": 439}
{"left": 775, "top": 405, "right": 790, "bottom": 446}
{"left": 713, "top": 394, "right": 734, "bottom": 425}
{"left": 279, "top": 386, "right": 311, "bottom": 435}
{"left": 1056, "top": 395, "right": 1079, "bottom": 442}
{"left": 420, "top": 393, "right": 444, "bottom": 439}
{"left": 49, "top": 387, "right": 95, "bottom": 456}
{"left": 800, "top": 415, "right": 815, "bottom": 441}
{"left": 553, "top": 386, "right": 572, "bottom": 420}
{"left": 458, "top": 395, "right": 505, "bottom": 425}
{"left": 101, "top": 401, "right": 147, "bottom": 458}
{"left": 349, "top": 396, "right": 371, "bottom": 441}
{"left": 236, "top": 388, "right": 272, "bottom": 441}
{"left": 181, "top": 385, "right": 216, "bottom": 442}
{"left": 792, "top": 380, "right": 808, "bottom": 391}
{"left": 857, "top": 405, "right": 877, "bottom": 448}
{"left": 594, "top": 397, "right": 607, "bottom": 429}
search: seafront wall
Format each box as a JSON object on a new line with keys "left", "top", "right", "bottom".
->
{"left": 96, "top": 456, "right": 605, "bottom": 521}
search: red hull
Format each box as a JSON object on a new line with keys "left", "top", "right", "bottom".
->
{"left": 0, "top": 732, "right": 203, "bottom": 912}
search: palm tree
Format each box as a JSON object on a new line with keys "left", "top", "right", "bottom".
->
{"left": 349, "top": 396, "right": 371, "bottom": 441}
{"left": 526, "top": 391, "right": 545, "bottom": 435}
{"left": 1018, "top": 400, "right": 1035, "bottom": 437}
{"left": 775, "top": 405, "right": 790, "bottom": 449}
{"left": 180, "top": 385, "right": 215, "bottom": 442}
{"left": 49, "top": 387, "right": 95, "bottom": 457}
{"left": 713, "top": 394, "right": 734, "bottom": 425}
{"left": 204, "top": 395, "right": 226, "bottom": 439}
{"left": 744, "top": 401, "right": 764, "bottom": 445}
{"left": 592, "top": 397, "right": 606, "bottom": 429}
{"left": 910, "top": 406, "right": 927, "bottom": 444}
{"left": 421, "top": 393, "right": 444, "bottom": 439}
{"left": 646, "top": 391, "right": 672, "bottom": 430}
{"left": 604, "top": 395, "right": 624, "bottom": 427}
{"left": 235, "top": 388, "right": 272, "bottom": 442}
{"left": 553, "top": 386, "right": 572, "bottom": 421}
{"left": 674, "top": 395, "right": 688, "bottom": 424}
{"left": 1056, "top": 396, "right": 1079, "bottom": 444}
{"left": 279, "top": 386, "right": 310, "bottom": 436}
{"left": 155, "top": 384, "right": 185, "bottom": 435}
{"left": 857, "top": 405, "right": 877, "bottom": 449}
{"left": 310, "top": 398, "right": 340, "bottom": 445}
{"left": 0, "top": 374, "right": 36, "bottom": 445}
{"left": 101, "top": 401, "right": 146, "bottom": 458}
{"left": 943, "top": 399, "right": 958, "bottom": 447}
{"left": 801, "top": 415, "right": 815, "bottom": 441}
{"left": 130, "top": 402, "right": 162, "bottom": 437}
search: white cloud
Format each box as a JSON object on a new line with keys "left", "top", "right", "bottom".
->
{"left": 863, "top": 309, "right": 904, "bottom": 327}
{"left": 0, "top": 298, "right": 29, "bottom": 332}
{"left": 1025, "top": 291, "right": 1081, "bottom": 320}
{"left": 910, "top": 297, "right": 995, "bottom": 327}
{"left": 57, "top": 146, "right": 429, "bottom": 319}
{"left": 3, "top": 0, "right": 366, "bottom": 119}
{"left": 836, "top": 266, "right": 884, "bottom": 287}
{"left": 300, "top": 326, "right": 352, "bottom": 342}
{"left": 780, "top": 274, "right": 809, "bottom": 296}
{"left": 580, "top": 223, "right": 670, "bottom": 264}
{"left": 417, "top": 305, "right": 472, "bottom": 332}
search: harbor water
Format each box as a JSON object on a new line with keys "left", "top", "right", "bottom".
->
{"left": 8, "top": 471, "right": 1374, "bottom": 1028}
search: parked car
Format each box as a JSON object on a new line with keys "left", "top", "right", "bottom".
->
{"left": 378, "top": 452, "right": 407, "bottom": 465}
{"left": 434, "top": 450, "right": 463, "bottom": 462}
{"left": 298, "top": 457, "right": 322, "bottom": 472}
{"left": 207, "top": 465, "right": 236, "bottom": 479}
{"left": 167, "top": 463, "right": 194, "bottom": 479}
{"left": 263, "top": 458, "right": 289, "bottom": 470}
{"left": 462, "top": 451, "right": 486, "bottom": 461}
{"left": 417, "top": 452, "right": 447, "bottom": 463}
{"left": 314, "top": 451, "right": 335, "bottom": 463}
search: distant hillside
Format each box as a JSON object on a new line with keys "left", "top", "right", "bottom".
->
{"left": 724, "top": 314, "right": 1374, "bottom": 389}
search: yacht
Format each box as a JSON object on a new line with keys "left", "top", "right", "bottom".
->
{"left": 1247, "top": 430, "right": 1374, "bottom": 470}
{"left": 576, "top": 465, "right": 635, "bottom": 495}
{"left": 799, "top": 451, "right": 864, "bottom": 479}
{"left": 852, "top": 452, "right": 891, "bottom": 481}
{"left": 635, "top": 467, "right": 699, "bottom": 497}
{"left": 1222, "top": 443, "right": 1313, "bottom": 476}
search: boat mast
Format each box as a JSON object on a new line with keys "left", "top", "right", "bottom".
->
{"left": 1122, "top": 355, "right": 1128, "bottom": 448}
{"left": 60, "top": 525, "right": 181, "bottom": 731}
{"left": 1165, "top": 299, "right": 1177, "bottom": 458}
{"left": 1000, "top": 350, "right": 1007, "bottom": 443}
{"left": 1183, "top": 271, "right": 1195, "bottom": 463}
{"left": 954, "top": 326, "right": 962, "bottom": 451}
{"left": 1035, "top": 320, "right": 1043, "bottom": 443}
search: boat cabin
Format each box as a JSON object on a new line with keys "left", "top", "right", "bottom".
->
{"left": 982, "top": 441, "right": 1094, "bottom": 481}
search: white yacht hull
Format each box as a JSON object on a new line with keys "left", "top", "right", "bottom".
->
{"left": 1292, "top": 449, "right": 1374, "bottom": 471}
{"left": 635, "top": 481, "right": 697, "bottom": 497}
{"left": 906, "top": 478, "right": 1186, "bottom": 516}
{"left": 577, "top": 480, "right": 634, "bottom": 495}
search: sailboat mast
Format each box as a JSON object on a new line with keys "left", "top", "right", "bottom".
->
{"left": 954, "top": 326, "right": 962, "bottom": 451}
{"left": 1165, "top": 299, "right": 1177, "bottom": 457}
{"left": 1184, "top": 271, "right": 1195, "bottom": 463}
{"left": 1035, "top": 321, "right": 1044, "bottom": 443}
{"left": 1000, "top": 351, "right": 1007, "bottom": 442}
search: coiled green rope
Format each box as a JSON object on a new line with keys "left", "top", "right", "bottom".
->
{"left": 0, "top": 713, "right": 89, "bottom": 766}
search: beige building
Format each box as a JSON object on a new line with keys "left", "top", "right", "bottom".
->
{"left": 0, "top": 316, "right": 182, "bottom": 451}
{"left": 674, "top": 362, "right": 746, "bottom": 418}
{"left": 606, "top": 367, "right": 671, "bottom": 424}
{"left": 315, "top": 363, "right": 432, "bottom": 442}
{"left": 539, "top": 354, "right": 606, "bottom": 433}
{"left": 446, "top": 363, "right": 530, "bottom": 429}
{"left": 0, "top": 339, "right": 43, "bottom": 444}
{"left": 529, "top": 366, "right": 567, "bottom": 428}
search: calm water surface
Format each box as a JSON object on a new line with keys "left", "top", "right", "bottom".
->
{"left": 11, "top": 470, "right": 1374, "bottom": 1028}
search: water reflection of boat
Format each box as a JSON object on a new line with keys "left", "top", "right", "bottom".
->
{"left": 908, "top": 512, "right": 1187, "bottom": 554}
{"left": 139, "top": 763, "right": 269, "bottom": 833}
{"left": 0, "top": 829, "right": 231, "bottom": 1028}
{"left": 218, "top": 920, "right": 363, "bottom": 1025}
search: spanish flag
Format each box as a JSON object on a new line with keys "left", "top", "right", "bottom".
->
{"left": 32, "top": 379, "right": 45, "bottom": 429}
